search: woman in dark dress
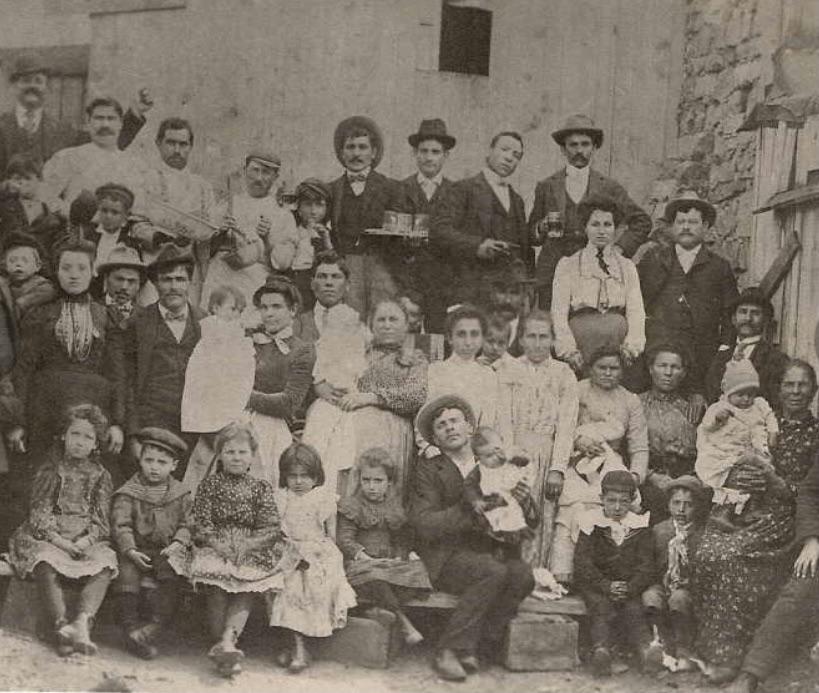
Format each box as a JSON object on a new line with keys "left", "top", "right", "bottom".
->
{"left": 8, "top": 239, "right": 124, "bottom": 461}
{"left": 692, "top": 360, "right": 819, "bottom": 683}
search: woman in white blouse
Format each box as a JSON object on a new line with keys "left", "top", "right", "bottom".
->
{"left": 551, "top": 195, "right": 645, "bottom": 374}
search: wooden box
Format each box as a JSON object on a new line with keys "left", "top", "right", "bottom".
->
{"left": 314, "top": 615, "right": 401, "bottom": 669}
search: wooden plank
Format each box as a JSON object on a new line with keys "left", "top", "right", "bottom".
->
{"left": 88, "top": 0, "right": 186, "bottom": 14}
{"left": 393, "top": 591, "right": 587, "bottom": 616}
{"left": 759, "top": 230, "right": 800, "bottom": 297}
{"left": 755, "top": 182, "right": 819, "bottom": 213}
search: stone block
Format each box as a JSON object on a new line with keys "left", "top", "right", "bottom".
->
{"left": 504, "top": 613, "right": 578, "bottom": 672}
{"left": 314, "top": 615, "right": 400, "bottom": 670}
{"left": 0, "top": 577, "right": 40, "bottom": 635}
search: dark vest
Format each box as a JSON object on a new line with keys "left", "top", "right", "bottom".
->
{"left": 337, "top": 180, "right": 367, "bottom": 254}
{"left": 647, "top": 259, "right": 698, "bottom": 339}
{"left": 488, "top": 194, "right": 525, "bottom": 246}
{"left": 138, "top": 317, "right": 198, "bottom": 429}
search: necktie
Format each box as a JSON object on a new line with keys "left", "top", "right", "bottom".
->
{"left": 421, "top": 179, "right": 437, "bottom": 201}
{"left": 165, "top": 312, "right": 186, "bottom": 323}
{"left": 21, "top": 111, "right": 36, "bottom": 134}
{"left": 348, "top": 172, "right": 367, "bottom": 184}
{"left": 320, "top": 306, "right": 330, "bottom": 330}
{"left": 733, "top": 342, "right": 749, "bottom": 361}
{"left": 596, "top": 247, "right": 610, "bottom": 276}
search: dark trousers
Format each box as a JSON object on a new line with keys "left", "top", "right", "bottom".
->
{"left": 113, "top": 554, "right": 182, "bottom": 631}
{"left": 582, "top": 591, "right": 652, "bottom": 652}
{"left": 742, "top": 574, "right": 819, "bottom": 680}
{"left": 434, "top": 548, "right": 534, "bottom": 653}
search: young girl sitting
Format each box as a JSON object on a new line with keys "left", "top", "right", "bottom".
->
{"left": 269, "top": 443, "right": 357, "bottom": 673}
{"left": 337, "top": 448, "right": 431, "bottom": 646}
{"left": 696, "top": 359, "right": 779, "bottom": 530}
{"left": 181, "top": 285, "right": 256, "bottom": 436}
{"left": 182, "top": 421, "right": 287, "bottom": 678}
{"left": 6, "top": 404, "right": 117, "bottom": 656}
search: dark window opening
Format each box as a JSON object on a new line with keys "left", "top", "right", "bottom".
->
{"left": 439, "top": 2, "right": 492, "bottom": 76}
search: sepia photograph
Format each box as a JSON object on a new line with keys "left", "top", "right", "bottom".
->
{"left": 0, "top": 0, "right": 816, "bottom": 691}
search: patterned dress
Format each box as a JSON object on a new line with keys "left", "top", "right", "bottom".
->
{"left": 493, "top": 355, "right": 578, "bottom": 568}
{"left": 178, "top": 470, "right": 287, "bottom": 593}
{"left": 7, "top": 456, "right": 117, "bottom": 579}
{"left": 692, "top": 411, "right": 819, "bottom": 669}
{"left": 303, "top": 343, "right": 427, "bottom": 498}
{"left": 268, "top": 487, "right": 357, "bottom": 637}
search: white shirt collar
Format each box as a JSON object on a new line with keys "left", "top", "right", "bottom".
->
{"left": 346, "top": 166, "right": 371, "bottom": 179}
{"left": 15, "top": 103, "right": 42, "bottom": 130}
{"left": 158, "top": 302, "right": 189, "bottom": 320}
{"left": 566, "top": 163, "right": 590, "bottom": 181}
{"left": 482, "top": 167, "right": 508, "bottom": 187}
{"left": 675, "top": 243, "right": 701, "bottom": 259}
{"left": 417, "top": 171, "right": 443, "bottom": 187}
{"left": 579, "top": 507, "right": 649, "bottom": 545}
{"left": 449, "top": 454, "right": 477, "bottom": 479}
{"left": 446, "top": 353, "right": 479, "bottom": 367}
{"left": 736, "top": 335, "right": 762, "bottom": 346}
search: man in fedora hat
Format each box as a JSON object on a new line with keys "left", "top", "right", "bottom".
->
{"left": 95, "top": 244, "right": 148, "bottom": 328}
{"left": 410, "top": 394, "right": 535, "bottom": 681}
{"left": 637, "top": 191, "right": 738, "bottom": 393}
{"left": 703, "top": 287, "right": 789, "bottom": 405}
{"left": 110, "top": 243, "right": 205, "bottom": 476}
{"left": 328, "top": 115, "right": 403, "bottom": 316}
{"left": 397, "top": 118, "right": 457, "bottom": 332}
{"left": 0, "top": 55, "right": 151, "bottom": 176}
{"left": 431, "top": 130, "right": 532, "bottom": 308}
{"left": 529, "top": 114, "right": 651, "bottom": 307}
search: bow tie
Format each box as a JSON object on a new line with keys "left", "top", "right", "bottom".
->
{"left": 347, "top": 172, "right": 368, "bottom": 184}
{"left": 164, "top": 312, "right": 187, "bottom": 323}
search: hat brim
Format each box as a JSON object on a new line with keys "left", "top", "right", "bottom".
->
{"left": 663, "top": 199, "right": 717, "bottom": 227}
{"left": 728, "top": 292, "right": 774, "bottom": 318}
{"left": 96, "top": 261, "right": 147, "bottom": 277}
{"left": 551, "top": 128, "right": 604, "bottom": 148}
{"left": 334, "top": 116, "right": 384, "bottom": 168}
{"left": 665, "top": 476, "right": 703, "bottom": 496}
{"left": 415, "top": 394, "right": 476, "bottom": 447}
{"left": 408, "top": 133, "right": 456, "bottom": 150}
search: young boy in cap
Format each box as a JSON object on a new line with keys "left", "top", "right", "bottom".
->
{"left": 642, "top": 475, "right": 704, "bottom": 670}
{"left": 574, "top": 470, "right": 661, "bottom": 676}
{"left": 111, "top": 426, "right": 191, "bottom": 659}
{"left": 3, "top": 230, "right": 56, "bottom": 316}
{"left": 90, "top": 182, "right": 139, "bottom": 270}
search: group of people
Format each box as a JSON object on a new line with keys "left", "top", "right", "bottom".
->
{"left": 0, "top": 55, "right": 817, "bottom": 690}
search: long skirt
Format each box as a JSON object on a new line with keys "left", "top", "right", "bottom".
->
{"left": 7, "top": 528, "right": 117, "bottom": 580}
{"left": 568, "top": 311, "right": 628, "bottom": 364}
{"left": 302, "top": 403, "right": 414, "bottom": 501}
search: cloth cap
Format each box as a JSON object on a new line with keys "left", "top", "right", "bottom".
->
{"left": 415, "top": 394, "right": 476, "bottom": 447}
{"left": 601, "top": 470, "right": 637, "bottom": 495}
{"left": 665, "top": 474, "right": 703, "bottom": 497}
{"left": 135, "top": 426, "right": 188, "bottom": 459}
{"left": 95, "top": 182, "right": 135, "bottom": 210}
{"left": 3, "top": 230, "right": 44, "bottom": 259}
{"left": 245, "top": 149, "right": 281, "bottom": 170}
{"left": 294, "top": 177, "right": 331, "bottom": 203}
{"left": 722, "top": 358, "right": 760, "bottom": 397}
{"left": 551, "top": 114, "right": 604, "bottom": 148}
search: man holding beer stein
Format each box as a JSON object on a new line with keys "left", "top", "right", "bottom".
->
{"left": 528, "top": 114, "right": 651, "bottom": 308}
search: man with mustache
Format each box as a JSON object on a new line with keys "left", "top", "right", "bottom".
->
{"left": 638, "top": 191, "right": 738, "bottom": 394}
{"left": 140, "top": 118, "right": 216, "bottom": 306}
{"left": 96, "top": 244, "right": 147, "bottom": 330}
{"left": 41, "top": 96, "right": 151, "bottom": 216}
{"left": 529, "top": 114, "right": 651, "bottom": 308}
{"left": 703, "top": 288, "right": 789, "bottom": 405}
{"left": 431, "top": 131, "right": 532, "bottom": 308}
{"left": 328, "top": 115, "right": 403, "bottom": 316}
{"left": 109, "top": 244, "right": 205, "bottom": 477}
{"left": 0, "top": 56, "right": 150, "bottom": 176}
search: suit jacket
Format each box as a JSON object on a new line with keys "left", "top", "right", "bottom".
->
{"left": 638, "top": 244, "right": 738, "bottom": 350}
{"left": 430, "top": 172, "right": 531, "bottom": 304}
{"left": 110, "top": 302, "right": 206, "bottom": 434}
{"left": 703, "top": 339, "right": 790, "bottom": 405}
{"left": 399, "top": 174, "right": 454, "bottom": 217}
{"left": 409, "top": 453, "right": 492, "bottom": 583}
{"left": 328, "top": 170, "right": 403, "bottom": 255}
{"left": 0, "top": 108, "right": 145, "bottom": 174}
{"left": 528, "top": 167, "right": 651, "bottom": 257}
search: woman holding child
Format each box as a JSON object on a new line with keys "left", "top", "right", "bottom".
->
{"left": 692, "top": 360, "right": 819, "bottom": 683}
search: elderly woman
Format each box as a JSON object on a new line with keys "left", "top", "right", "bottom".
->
{"left": 639, "top": 343, "right": 704, "bottom": 523}
{"left": 493, "top": 309, "right": 578, "bottom": 568}
{"left": 8, "top": 239, "right": 125, "bottom": 461}
{"left": 551, "top": 194, "right": 645, "bottom": 374}
{"left": 692, "top": 360, "right": 819, "bottom": 684}
{"left": 303, "top": 298, "right": 427, "bottom": 498}
{"left": 551, "top": 347, "right": 649, "bottom": 584}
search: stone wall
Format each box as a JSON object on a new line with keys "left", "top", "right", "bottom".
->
{"left": 648, "top": 0, "right": 783, "bottom": 280}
